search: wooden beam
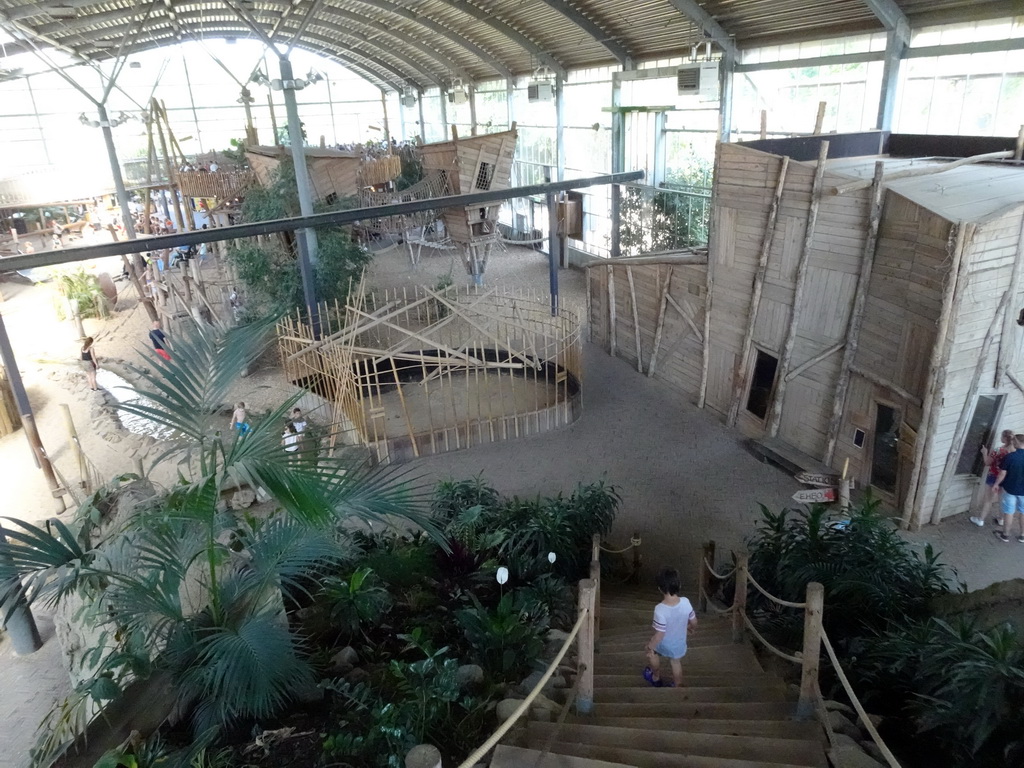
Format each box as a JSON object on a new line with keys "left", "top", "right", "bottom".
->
{"left": 626, "top": 267, "right": 643, "bottom": 373}
{"left": 813, "top": 101, "right": 826, "bottom": 134}
{"left": 666, "top": 293, "right": 703, "bottom": 342}
{"left": 647, "top": 268, "right": 674, "bottom": 379}
{"left": 767, "top": 140, "right": 830, "bottom": 438}
{"left": 760, "top": 110, "right": 767, "bottom": 140}
{"left": 698, "top": 141, "right": 723, "bottom": 410}
{"left": 824, "top": 161, "right": 886, "bottom": 463}
{"left": 607, "top": 265, "right": 617, "bottom": 357}
{"left": 900, "top": 222, "right": 975, "bottom": 530}
{"left": 785, "top": 341, "right": 845, "bottom": 382}
{"left": 832, "top": 151, "right": 1013, "bottom": 195}
{"left": 848, "top": 364, "right": 923, "bottom": 407}
{"left": 996, "top": 214, "right": 1024, "bottom": 387}
{"left": 929, "top": 287, "right": 1012, "bottom": 526}
{"left": 583, "top": 252, "right": 708, "bottom": 267}
{"left": 727, "top": 156, "right": 789, "bottom": 427}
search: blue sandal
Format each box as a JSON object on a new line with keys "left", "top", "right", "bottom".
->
{"left": 642, "top": 666, "right": 663, "bottom": 687}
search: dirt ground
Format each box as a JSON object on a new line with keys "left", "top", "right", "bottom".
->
{"left": 0, "top": 235, "right": 1020, "bottom": 767}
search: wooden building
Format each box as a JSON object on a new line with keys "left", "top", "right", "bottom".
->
{"left": 245, "top": 145, "right": 401, "bottom": 203}
{"left": 590, "top": 135, "right": 1024, "bottom": 528}
{"left": 419, "top": 125, "right": 518, "bottom": 281}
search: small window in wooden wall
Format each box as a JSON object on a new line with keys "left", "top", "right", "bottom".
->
{"left": 853, "top": 429, "right": 866, "bottom": 448}
{"left": 474, "top": 161, "right": 494, "bottom": 190}
{"left": 956, "top": 394, "right": 1005, "bottom": 475}
{"left": 745, "top": 349, "right": 778, "bottom": 420}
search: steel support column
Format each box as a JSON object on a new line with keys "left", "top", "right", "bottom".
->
{"left": 555, "top": 73, "right": 566, "bottom": 182}
{"left": 469, "top": 83, "right": 478, "bottom": 136}
{"left": 439, "top": 87, "right": 449, "bottom": 139}
{"left": 877, "top": 29, "right": 907, "bottom": 131}
{"left": 719, "top": 53, "right": 735, "bottom": 142}
{"left": 610, "top": 67, "right": 629, "bottom": 259}
{"left": 278, "top": 57, "right": 319, "bottom": 327}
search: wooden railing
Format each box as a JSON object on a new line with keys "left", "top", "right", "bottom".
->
{"left": 698, "top": 542, "right": 902, "bottom": 768}
{"left": 447, "top": 534, "right": 602, "bottom": 768}
{"left": 173, "top": 169, "right": 257, "bottom": 200}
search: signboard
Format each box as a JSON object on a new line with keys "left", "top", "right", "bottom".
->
{"left": 795, "top": 471, "right": 840, "bottom": 487}
{"left": 792, "top": 487, "right": 836, "bottom": 504}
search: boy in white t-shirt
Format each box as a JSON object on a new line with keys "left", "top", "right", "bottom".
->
{"left": 643, "top": 566, "right": 698, "bottom": 688}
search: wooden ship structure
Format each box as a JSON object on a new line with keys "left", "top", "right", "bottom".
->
{"left": 418, "top": 125, "right": 518, "bottom": 283}
{"left": 244, "top": 145, "right": 402, "bottom": 204}
{"left": 587, "top": 132, "right": 1024, "bottom": 528}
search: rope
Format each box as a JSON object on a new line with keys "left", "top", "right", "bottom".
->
{"left": 500, "top": 234, "right": 547, "bottom": 246}
{"left": 813, "top": 682, "right": 838, "bottom": 746}
{"left": 699, "top": 586, "right": 736, "bottom": 615}
{"left": 599, "top": 535, "right": 641, "bottom": 554}
{"left": 820, "top": 630, "right": 903, "bottom": 768}
{"left": 456, "top": 605, "right": 589, "bottom": 768}
{"left": 742, "top": 614, "right": 803, "bottom": 664}
{"left": 703, "top": 557, "right": 736, "bottom": 581}
{"left": 746, "top": 570, "right": 807, "bottom": 609}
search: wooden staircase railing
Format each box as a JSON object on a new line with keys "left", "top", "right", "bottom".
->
{"left": 698, "top": 541, "right": 902, "bottom": 768}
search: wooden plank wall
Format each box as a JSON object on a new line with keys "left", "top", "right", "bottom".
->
{"left": 588, "top": 263, "right": 707, "bottom": 401}
{"left": 833, "top": 195, "right": 951, "bottom": 504}
{"left": 917, "top": 204, "right": 1024, "bottom": 521}
{"left": 707, "top": 143, "right": 870, "bottom": 459}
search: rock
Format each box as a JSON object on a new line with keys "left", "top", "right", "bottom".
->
{"left": 496, "top": 698, "right": 523, "bottom": 722}
{"left": 831, "top": 733, "right": 860, "bottom": 750}
{"left": 824, "top": 699, "right": 856, "bottom": 717}
{"left": 455, "top": 664, "right": 484, "bottom": 689}
{"left": 519, "top": 670, "right": 556, "bottom": 697}
{"left": 827, "top": 711, "right": 862, "bottom": 741}
{"left": 331, "top": 646, "right": 358, "bottom": 670}
{"left": 827, "top": 745, "right": 886, "bottom": 768}
{"left": 865, "top": 713, "right": 883, "bottom": 729}
{"left": 231, "top": 489, "right": 257, "bottom": 508}
{"left": 546, "top": 629, "right": 570, "bottom": 643}
{"left": 343, "top": 667, "right": 369, "bottom": 687}
{"left": 292, "top": 679, "right": 324, "bottom": 704}
{"left": 550, "top": 674, "right": 567, "bottom": 689}
{"left": 530, "top": 706, "right": 553, "bottom": 722}
{"left": 530, "top": 693, "right": 561, "bottom": 712}
{"left": 860, "top": 740, "right": 886, "bottom": 763}
{"left": 404, "top": 744, "right": 442, "bottom": 768}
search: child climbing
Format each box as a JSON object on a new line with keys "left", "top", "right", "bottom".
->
{"left": 230, "top": 402, "right": 251, "bottom": 436}
{"left": 643, "top": 566, "right": 698, "bottom": 688}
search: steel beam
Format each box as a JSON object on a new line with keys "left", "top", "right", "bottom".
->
{"left": 439, "top": 0, "right": 567, "bottom": 78}
{"left": 534, "top": 0, "right": 631, "bottom": 66}
{"left": 350, "top": 0, "right": 513, "bottom": 79}
{"left": 860, "top": 0, "right": 910, "bottom": 132}
{"left": 1, "top": 171, "right": 645, "bottom": 273}
{"left": 860, "top": 0, "right": 910, "bottom": 34}
{"left": 663, "top": 0, "right": 738, "bottom": 61}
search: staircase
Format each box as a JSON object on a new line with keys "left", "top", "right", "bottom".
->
{"left": 492, "top": 583, "right": 828, "bottom": 768}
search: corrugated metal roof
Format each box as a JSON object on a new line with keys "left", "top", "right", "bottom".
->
{"left": 0, "top": 0, "right": 1014, "bottom": 90}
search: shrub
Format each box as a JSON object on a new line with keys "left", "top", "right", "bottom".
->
{"left": 456, "top": 592, "right": 548, "bottom": 679}
{"left": 322, "top": 567, "right": 393, "bottom": 638}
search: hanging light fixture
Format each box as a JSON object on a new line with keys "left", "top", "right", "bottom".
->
{"left": 400, "top": 85, "right": 417, "bottom": 107}
{"left": 448, "top": 76, "right": 468, "bottom": 105}
{"left": 528, "top": 66, "right": 554, "bottom": 102}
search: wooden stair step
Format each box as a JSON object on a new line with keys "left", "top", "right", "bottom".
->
{"left": 528, "top": 723, "right": 825, "bottom": 766}
{"left": 593, "top": 672, "right": 776, "bottom": 688}
{"left": 568, "top": 716, "right": 823, "bottom": 741}
{"left": 491, "top": 744, "right": 638, "bottom": 768}
{"left": 598, "top": 633, "right": 736, "bottom": 650}
{"left": 591, "top": 701, "right": 797, "bottom": 720}
{"left": 523, "top": 742, "right": 825, "bottom": 768}
{"left": 595, "top": 644, "right": 762, "bottom": 668}
{"left": 592, "top": 685, "right": 787, "bottom": 704}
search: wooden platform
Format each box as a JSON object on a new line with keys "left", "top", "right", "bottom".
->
{"left": 748, "top": 437, "right": 833, "bottom": 477}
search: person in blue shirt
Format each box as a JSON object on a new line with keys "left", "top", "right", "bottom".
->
{"left": 993, "top": 433, "right": 1024, "bottom": 542}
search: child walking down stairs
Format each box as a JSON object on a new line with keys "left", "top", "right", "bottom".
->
{"left": 491, "top": 581, "right": 828, "bottom": 768}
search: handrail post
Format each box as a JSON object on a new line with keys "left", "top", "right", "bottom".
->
{"left": 797, "top": 581, "right": 824, "bottom": 720}
{"left": 698, "top": 540, "right": 715, "bottom": 613}
{"left": 576, "top": 578, "right": 596, "bottom": 714}
{"left": 590, "top": 534, "right": 601, "bottom": 642}
{"left": 732, "top": 552, "right": 748, "bottom": 643}
{"left": 630, "top": 530, "right": 641, "bottom": 584}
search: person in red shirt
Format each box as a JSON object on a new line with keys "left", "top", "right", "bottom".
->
{"left": 970, "top": 429, "right": 1014, "bottom": 527}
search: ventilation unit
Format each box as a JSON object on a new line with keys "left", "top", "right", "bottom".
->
{"left": 400, "top": 87, "right": 417, "bottom": 108}
{"left": 677, "top": 61, "right": 720, "bottom": 100}
{"left": 528, "top": 81, "right": 553, "bottom": 102}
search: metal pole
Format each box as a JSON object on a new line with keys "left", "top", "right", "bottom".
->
{"left": 97, "top": 104, "right": 160, "bottom": 322}
{"left": 468, "top": 83, "right": 478, "bottom": 136}
{"left": 439, "top": 86, "right": 449, "bottom": 138}
{"left": 555, "top": 74, "right": 565, "bottom": 182}
{"left": 0, "top": 522, "right": 43, "bottom": 655}
{"left": 545, "top": 166, "right": 559, "bottom": 315}
{"left": 610, "top": 68, "right": 628, "bottom": 259}
{"left": 380, "top": 88, "right": 391, "bottom": 144}
{"left": 0, "top": 313, "right": 66, "bottom": 514}
{"left": 278, "top": 56, "right": 320, "bottom": 333}
{"left": 417, "top": 89, "right": 426, "bottom": 141}
{"left": 182, "top": 56, "right": 204, "bottom": 153}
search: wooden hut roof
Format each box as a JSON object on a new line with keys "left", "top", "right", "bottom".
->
{"left": 824, "top": 157, "right": 1024, "bottom": 223}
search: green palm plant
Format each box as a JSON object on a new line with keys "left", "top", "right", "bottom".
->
{"left": 0, "top": 318, "right": 438, "bottom": 762}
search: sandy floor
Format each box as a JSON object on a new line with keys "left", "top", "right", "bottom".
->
{"left": 0, "top": 236, "right": 1019, "bottom": 767}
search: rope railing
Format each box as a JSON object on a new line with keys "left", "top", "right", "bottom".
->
{"left": 598, "top": 534, "right": 641, "bottom": 554}
{"left": 699, "top": 539, "right": 902, "bottom": 766}
{"left": 703, "top": 557, "right": 736, "bottom": 581}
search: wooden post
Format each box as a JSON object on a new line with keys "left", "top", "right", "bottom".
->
{"left": 1015, "top": 124, "right": 1024, "bottom": 162}
{"left": 606, "top": 265, "right": 617, "bottom": 356}
{"left": 760, "top": 110, "right": 767, "bottom": 139}
{"left": 727, "top": 156, "right": 789, "bottom": 426}
{"left": 767, "top": 140, "right": 830, "bottom": 438}
{"left": 631, "top": 530, "right": 642, "bottom": 584}
{"left": 901, "top": 222, "right": 974, "bottom": 530}
{"left": 647, "top": 268, "right": 673, "bottom": 378}
{"left": 60, "top": 403, "right": 88, "bottom": 494}
{"left": 995, "top": 216, "right": 1024, "bottom": 387}
{"left": 797, "top": 582, "right": 824, "bottom": 720}
{"left": 576, "top": 578, "right": 596, "bottom": 714}
{"left": 731, "top": 553, "right": 748, "bottom": 643}
{"left": 813, "top": 101, "right": 826, "bottom": 134}
{"left": 930, "top": 288, "right": 1012, "bottom": 524}
{"left": 590, "top": 533, "right": 601, "bottom": 639}
{"left": 626, "top": 267, "right": 643, "bottom": 373}
{"left": 838, "top": 458, "right": 851, "bottom": 511}
{"left": 824, "top": 161, "right": 886, "bottom": 463}
{"left": 698, "top": 540, "right": 715, "bottom": 613}
{"left": 698, "top": 142, "right": 723, "bottom": 410}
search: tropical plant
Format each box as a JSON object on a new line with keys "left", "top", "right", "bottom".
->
{"left": 56, "top": 268, "right": 111, "bottom": 320}
{"left": 456, "top": 592, "right": 548, "bottom": 679}
{"left": 432, "top": 476, "right": 501, "bottom": 523}
{"left": 0, "top": 318, "right": 436, "bottom": 759}
{"left": 322, "top": 567, "right": 393, "bottom": 638}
